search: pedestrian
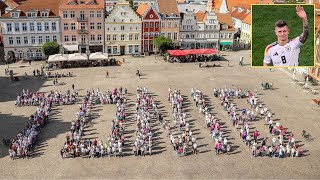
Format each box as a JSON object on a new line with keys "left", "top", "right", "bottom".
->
{"left": 33, "top": 70, "right": 36, "bottom": 76}
{"left": 106, "top": 71, "right": 109, "bottom": 78}
{"left": 72, "top": 84, "right": 75, "bottom": 90}
{"left": 227, "top": 60, "right": 229, "bottom": 67}
{"left": 29, "top": 59, "right": 31, "bottom": 66}
{"left": 122, "top": 58, "right": 125, "bottom": 63}
{"left": 53, "top": 78, "right": 56, "bottom": 86}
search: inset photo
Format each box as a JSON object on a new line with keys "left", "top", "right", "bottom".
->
{"left": 251, "top": 4, "right": 315, "bottom": 67}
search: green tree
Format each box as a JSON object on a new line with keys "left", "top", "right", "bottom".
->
{"left": 42, "top": 42, "right": 60, "bottom": 57}
{"left": 154, "top": 36, "right": 174, "bottom": 55}
{"left": 129, "top": 0, "right": 137, "bottom": 11}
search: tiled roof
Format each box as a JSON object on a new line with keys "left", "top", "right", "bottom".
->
{"left": 226, "top": 0, "right": 260, "bottom": 12}
{"left": 195, "top": 10, "right": 206, "bottom": 22}
{"left": 216, "top": 12, "right": 234, "bottom": 30}
{"left": 2, "top": 0, "right": 61, "bottom": 18}
{"left": 136, "top": 3, "right": 149, "bottom": 17}
{"left": 213, "top": 0, "right": 222, "bottom": 10}
{"left": 242, "top": 12, "right": 251, "bottom": 25}
{"left": 231, "top": 7, "right": 249, "bottom": 20}
{"left": 4, "top": 0, "right": 20, "bottom": 9}
{"left": 314, "top": 2, "right": 320, "bottom": 9}
{"left": 177, "top": 0, "right": 185, "bottom": 3}
{"left": 60, "top": 0, "right": 104, "bottom": 9}
{"left": 157, "top": 0, "right": 180, "bottom": 17}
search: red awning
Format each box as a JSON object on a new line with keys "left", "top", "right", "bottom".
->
{"left": 167, "top": 50, "right": 188, "bottom": 56}
{"left": 168, "top": 48, "right": 218, "bottom": 56}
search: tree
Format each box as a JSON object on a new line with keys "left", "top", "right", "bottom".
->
{"left": 154, "top": 36, "right": 174, "bottom": 55}
{"left": 129, "top": 0, "right": 137, "bottom": 11}
{"left": 42, "top": 42, "right": 60, "bottom": 57}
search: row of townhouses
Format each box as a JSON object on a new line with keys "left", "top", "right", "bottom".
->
{"left": 0, "top": 0, "right": 315, "bottom": 62}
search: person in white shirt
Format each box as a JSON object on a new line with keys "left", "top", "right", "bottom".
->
{"left": 263, "top": 6, "right": 309, "bottom": 67}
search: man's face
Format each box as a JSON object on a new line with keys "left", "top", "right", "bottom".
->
{"left": 275, "top": 26, "right": 289, "bottom": 41}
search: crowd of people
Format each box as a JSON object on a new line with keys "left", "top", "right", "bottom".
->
{"left": 170, "top": 55, "right": 220, "bottom": 63}
{"left": 191, "top": 88, "right": 230, "bottom": 155}
{"left": 15, "top": 89, "right": 78, "bottom": 106}
{"left": 167, "top": 88, "right": 198, "bottom": 156}
{"left": 60, "top": 88, "right": 128, "bottom": 158}
{"left": 9, "top": 96, "right": 52, "bottom": 160}
{"left": 214, "top": 87, "right": 304, "bottom": 158}
{"left": 132, "top": 86, "right": 154, "bottom": 156}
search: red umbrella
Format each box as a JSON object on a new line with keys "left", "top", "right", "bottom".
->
{"left": 203, "top": 48, "right": 218, "bottom": 54}
{"left": 167, "top": 50, "right": 187, "bottom": 56}
{"left": 183, "top": 49, "right": 199, "bottom": 55}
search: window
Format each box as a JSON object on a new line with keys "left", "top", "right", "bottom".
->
{"left": 22, "top": 23, "right": 27, "bottom": 31}
{"left": 14, "top": 23, "right": 19, "bottom": 32}
{"left": 72, "top": 35, "right": 76, "bottom": 42}
{"left": 144, "top": 32, "right": 148, "bottom": 37}
{"left": 90, "top": 34, "right": 95, "bottom": 41}
{"left": 129, "top": 34, "right": 133, "bottom": 40}
{"left": 36, "top": 49, "right": 42, "bottom": 58}
{"left": 161, "top": 22, "right": 165, "bottom": 28}
{"left": 12, "top": 12, "right": 19, "bottom": 18}
{"left": 16, "top": 37, "right": 21, "bottom": 44}
{"left": 121, "top": 34, "right": 125, "bottom": 41}
{"left": 155, "top": 23, "right": 159, "bottom": 28}
{"left": 113, "top": 46, "right": 117, "bottom": 54}
{"left": 150, "top": 23, "right": 153, "bottom": 28}
{"left": 71, "top": 23, "right": 76, "bottom": 30}
{"left": 41, "top": 12, "right": 48, "bottom": 17}
{"left": 81, "top": 35, "right": 86, "bottom": 43}
{"left": 174, "top": 22, "right": 178, "bottom": 28}
{"left": 168, "top": 22, "right": 172, "bottom": 28}
{"left": 90, "top": 11, "right": 94, "bottom": 18}
{"left": 167, "top": 32, "right": 172, "bottom": 39}
{"left": 63, "top": 11, "right": 67, "bottom": 18}
{"left": 134, "top": 45, "right": 139, "bottom": 53}
{"left": 80, "top": 11, "right": 85, "bottom": 19}
{"left": 80, "top": 0, "right": 85, "bottom": 4}
{"left": 129, "top": 45, "right": 133, "bottom": 53}
{"left": 8, "top": 37, "right": 13, "bottom": 45}
{"left": 30, "top": 22, "right": 34, "bottom": 31}
{"left": 53, "top": 35, "right": 57, "bottom": 42}
{"left": 45, "top": 36, "right": 50, "bottom": 42}
{"left": 121, "top": 26, "right": 124, "bottom": 30}
{"left": 97, "top": 34, "right": 101, "bottom": 40}
{"left": 64, "top": 23, "right": 68, "bottom": 30}
{"left": 24, "top": 37, "right": 28, "bottom": 44}
{"left": 144, "top": 23, "right": 148, "bottom": 28}
{"left": 27, "top": 50, "right": 33, "bottom": 58}
{"left": 135, "top": 34, "right": 139, "bottom": 40}
{"left": 64, "top": 36, "right": 69, "bottom": 42}
{"left": 80, "top": 23, "right": 85, "bottom": 30}
{"left": 52, "top": 22, "right": 56, "bottom": 31}
{"left": 44, "top": 22, "right": 49, "bottom": 31}
{"left": 31, "top": 36, "right": 36, "bottom": 44}
{"left": 112, "top": 34, "right": 116, "bottom": 41}
{"left": 173, "top": 32, "right": 177, "bottom": 40}
{"left": 107, "top": 46, "right": 111, "bottom": 54}
{"left": 7, "top": 23, "right": 12, "bottom": 32}
{"left": 90, "top": 23, "right": 95, "bottom": 30}
{"left": 18, "top": 51, "right": 23, "bottom": 59}
{"left": 97, "top": 11, "right": 102, "bottom": 18}
{"left": 37, "top": 22, "right": 42, "bottom": 31}
{"left": 70, "top": 11, "right": 75, "bottom": 18}
{"left": 106, "top": 34, "right": 110, "bottom": 41}
{"left": 38, "top": 36, "right": 43, "bottom": 44}
{"left": 161, "top": 32, "right": 165, "bottom": 37}
{"left": 97, "top": 22, "right": 102, "bottom": 29}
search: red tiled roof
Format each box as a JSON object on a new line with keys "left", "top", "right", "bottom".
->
{"left": 231, "top": 7, "right": 249, "bottom": 20}
{"left": 195, "top": 10, "right": 206, "bottom": 22}
{"left": 157, "top": 0, "right": 180, "bottom": 17}
{"left": 242, "top": 12, "right": 251, "bottom": 25}
{"left": 60, "top": 0, "right": 104, "bottom": 9}
{"left": 136, "top": 3, "right": 149, "bottom": 17}
{"left": 216, "top": 12, "right": 235, "bottom": 30}
{"left": 2, "top": 0, "right": 61, "bottom": 18}
{"left": 4, "top": 0, "right": 20, "bottom": 9}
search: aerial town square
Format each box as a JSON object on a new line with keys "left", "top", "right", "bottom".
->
{"left": 0, "top": 0, "right": 320, "bottom": 179}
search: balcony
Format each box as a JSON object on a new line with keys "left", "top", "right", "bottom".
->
{"left": 77, "top": 17, "right": 88, "bottom": 22}
{"left": 78, "top": 29, "right": 88, "bottom": 34}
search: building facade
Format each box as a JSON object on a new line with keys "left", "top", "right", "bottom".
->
{"left": 136, "top": 4, "right": 161, "bottom": 54}
{"left": 156, "top": 0, "right": 180, "bottom": 47}
{"left": 216, "top": 12, "right": 235, "bottom": 50}
{"left": 105, "top": 0, "right": 141, "bottom": 55}
{"left": 59, "top": 0, "right": 105, "bottom": 54}
{"left": 240, "top": 12, "right": 250, "bottom": 44}
{"left": 195, "top": 11, "right": 220, "bottom": 48}
{"left": 180, "top": 11, "right": 198, "bottom": 49}
{"left": 0, "top": 0, "right": 61, "bottom": 61}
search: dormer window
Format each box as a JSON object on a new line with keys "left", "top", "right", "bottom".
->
{"left": 246, "top": 9, "right": 250, "bottom": 14}
{"left": 238, "top": 7, "right": 243, "bottom": 12}
{"left": 80, "top": 0, "right": 85, "bottom": 4}
{"left": 41, "top": 12, "right": 48, "bottom": 17}
{"left": 11, "top": 12, "right": 19, "bottom": 18}
{"left": 27, "top": 12, "right": 37, "bottom": 18}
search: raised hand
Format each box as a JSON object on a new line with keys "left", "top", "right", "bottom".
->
{"left": 296, "top": 5, "right": 307, "bottom": 19}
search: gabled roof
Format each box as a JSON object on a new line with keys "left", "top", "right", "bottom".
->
{"left": 195, "top": 10, "right": 206, "bottom": 22}
{"left": 216, "top": 12, "right": 235, "bottom": 30}
{"left": 61, "top": 0, "right": 104, "bottom": 9}
{"left": 1, "top": 0, "right": 61, "bottom": 18}
{"left": 225, "top": 0, "right": 260, "bottom": 12}
{"left": 136, "top": 3, "right": 149, "bottom": 17}
{"left": 3, "top": 0, "right": 20, "bottom": 9}
{"left": 242, "top": 12, "right": 251, "bottom": 25}
{"left": 157, "top": 0, "right": 180, "bottom": 17}
{"left": 231, "top": 6, "right": 250, "bottom": 20}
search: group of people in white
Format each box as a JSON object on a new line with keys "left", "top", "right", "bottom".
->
{"left": 191, "top": 88, "right": 230, "bottom": 155}
{"left": 167, "top": 88, "right": 198, "bottom": 156}
{"left": 132, "top": 86, "right": 154, "bottom": 156}
{"left": 15, "top": 89, "right": 79, "bottom": 107}
{"left": 9, "top": 94, "right": 52, "bottom": 160}
{"left": 214, "top": 87, "right": 304, "bottom": 158}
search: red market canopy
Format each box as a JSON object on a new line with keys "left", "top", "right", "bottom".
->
{"left": 168, "top": 48, "right": 218, "bottom": 56}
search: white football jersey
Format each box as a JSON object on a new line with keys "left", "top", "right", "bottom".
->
{"left": 263, "top": 37, "right": 303, "bottom": 66}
